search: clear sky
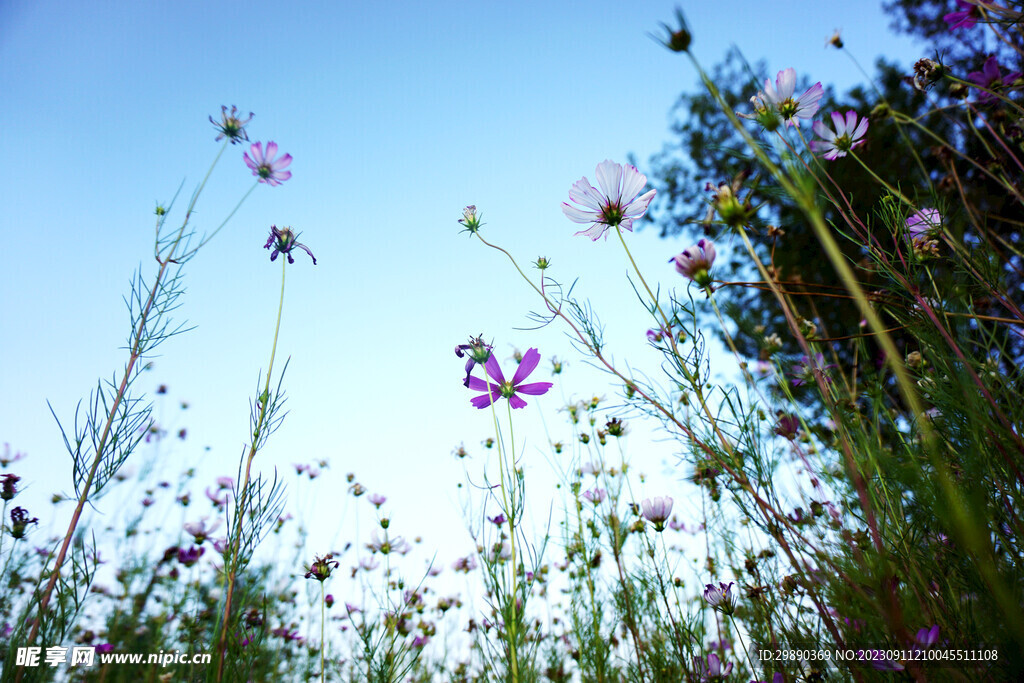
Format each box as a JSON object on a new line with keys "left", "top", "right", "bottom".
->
{"left": 1, "top": 0, "right": 927, "bottom": 578}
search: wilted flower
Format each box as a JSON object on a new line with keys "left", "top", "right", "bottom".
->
{"left": 265, "top": 226, "right": 316, "bottom": 265}
{"left": 911, "top": 58, "right": 945, "bottom": 92}
{"left": 561, "top": 160, "right": 656, "bottom": 241}
{"left": 703, "top": 581, "right": 737, "bottom": 614}
{"left": 305, "top": 553, "right": 339, "bottom": 582}
{"left": 671, "top": 239, "right": 716, "bottom": 287}
{"left": 183, "top": 517, "right": 222, "bottom": 545}
{"left": 10, "top": 506, "right": 38, "bottom": 539}
{"left": 774, "top": 413, "right": 801, "bottom": 440}
{"left": 792, "top": 353, "right": 835, "bottom": 387}
{"left": 811, "top": 111, "right": 869, "bottom": 160}
{"left": 455, "top": 335, "right": 493, "bottom": 388}
{"left": 967, "top": 56, "right": 1021, "bottom": 103}
{"left": 210, "top": 105, "right": 253, "bottom": 144}
{"left": 760, "top": 68, "right": 824, "bottom": 127}
{"left": 488, "top": 513, "right": 507, "bottom": 526}
{"left": 458, "top": 205, "right": 482, "bottom": 233}
{"left": 1, "top": 474, "right": 19, "bottom": 501}
{"left": 943, "top": 0, "right": 986, "bottom": 30}
{"left": 641, "top": 496, "right": 674, "bottom": 531}
{"left": 243, "top": 141, "right": 292, "bottom": 186}
{"left": 467, "top": 347, "right": 553, "bottom": 410}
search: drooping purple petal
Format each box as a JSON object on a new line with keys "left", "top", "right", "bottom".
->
{"left": 508, "top": 394, "right": 529, "bottom": 409}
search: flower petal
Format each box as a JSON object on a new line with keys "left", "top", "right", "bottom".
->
{"left": 775, "top": 68, "right": 796, "bottom": 100}
{"left": 619, "top": 165, "right": 647, "bottom": 205}
{"left": 484, "top": 353, "right": 505, "bottom": 384}
{"left": 471, "top": 392, "right": 502, "bottom": 409}
{"left": 511, "top": 348, "right": 541, "bottom": 385}
{"left": 594, "top": 160, "right": 623, "bottom": 204}
{"left": 508, "top": 394, "right": 529, "bottom": 409}
{"left": 515, "top": 381, "right": 553, "bottom": 396}
{"left": 561, "top": 203, "right": 600, "bottom": 224}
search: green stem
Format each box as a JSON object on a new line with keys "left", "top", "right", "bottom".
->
{"left": 216, "top": 255, "right": 287, "bottom": 681}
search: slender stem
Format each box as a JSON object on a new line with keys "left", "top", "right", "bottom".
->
{"left": 216, "top": 255, "right": 288, "bottom": 681}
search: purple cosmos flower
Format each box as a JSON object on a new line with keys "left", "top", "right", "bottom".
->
{"left": 905, "top": 209, "right": 943, "bottom": 241}
{"left": 811, "top": 111, "right": 869, "bottom": 160}
{"left": 368, "top": 493, "right": 387, "bottom": 508}
{"left": 583, "top": 488, "right": 607, "bottom": 505}
{"left": 752, "top": 674, "right": 785, "bottom": 683}
{"left": 488, "top": 513, "right": 507, "bottom": 526}
{"left": 562, "top": 160, "right": 657, "bottom": 241}
{"left": 694, "top": 652, "right": 733, "bottom": 682}
{"left": 455, "top": 335, "right": 494, "bottom": 388}
{"left": 761, "top": 68, "right": 824, "bottom": 127}
{"left": 243, "top": 141, "right": 292, "bottom": 186}
{"left": 177, "top": 545, "right": 205, "bottom": 567}
{"left": 210, "top": 105, "right": 253, "bottom": 144}
{"left": 641, "top": 496, "right": 674, "bottom": 531}
{"left": 916, "top": 625, "right": 940, "bottom": 647}
{"left": 944, "top": 0, "right": 986, "bottom": 30}
{"left": 467, "top": 347, "right": 553, "bottom": 409}
{"left": 968, "top": 56, "right": 1022, "bottom": 103}
{"left": 703, "top": 581, "right": 737, "bottom": 614}
{"left": 265, "top": 226, "right": 316, "bottom": 265}
{"left": 671, "top": 239, "right": 716, "bottom": 287}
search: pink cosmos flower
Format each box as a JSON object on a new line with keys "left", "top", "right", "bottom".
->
{"left": 671, "top": 239, "right": 716, "bottom": 286}
{"left": 467, "top": 347, "right": 553, "bottom": 410}
{"left": 641, "top": 496, "right": 674, "bottom": 531}
{"left": 761, "top": 68, "right": 824, "bottom": 127}
{"left": 968, "top": 56, "right": 1021, "bottom": 103}
{"left": 243, "top": 141, "right": 292, "bottom": 186}
{"left": 944, "top": 0, "right": 986, "bottom": 30}
{"left": 562, "top": 160, "right": 656, "bottom": 241}
{"left": 905, "top": 209, "right": 943, "bottom": 241}
{"left": 811, "top": 111, "right": 869, "bottom": 160}
{"left": 183, "top": 517, "right": 222, "bottom": 544}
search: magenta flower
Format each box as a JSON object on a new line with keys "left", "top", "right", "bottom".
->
{"left": 10, "top": 507, "right": 39, "bottom": 539}
{"left": 671, "top": 239, "right": 716, "bottom": 287}
{"left": 562, "top": 160, "right": 656, "bottom": 241}
{"left": 177, "top": 545, "right": 205, "bottom": 567}
{"left": 641, "top": 496, "right": 674, "bottom": 531}
{"left": 811, "top": 111, "right": 869, "bottom": 160}
{"left": 944, "top": 0, "right": 986, "bottom": 30}
{"left": 905, "top": 209, "right": 943, "bottom": 241}
{"left": 244, "top": 141, "right": 292, "bottom": 186}
{"left": 265, "top": 226, "right": 316, "bottom": 265}
{"left": 467, "top": 347, "right": 553, "bottom": 410}
{"left": 968, "top": 56, "right": 1021, "bottom": 103}
{"left": 761, "top": 68, "right": 824, "bottom": 127}
{"left": 455, "top": 335, "right": 494, "bottom": 387}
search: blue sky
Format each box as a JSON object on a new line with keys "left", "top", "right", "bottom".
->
{"left": 1, "top": 0, "right": 927, "bottom": 576}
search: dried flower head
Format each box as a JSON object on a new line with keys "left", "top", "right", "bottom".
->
{"left": 265, "top": 226, "right": 316, "bottom": 265}
{"left": 305, "top": 553, "right": 339, "bottom": 582}
{"left": 210, "top": 105, "right": 253, "bottom": 144}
